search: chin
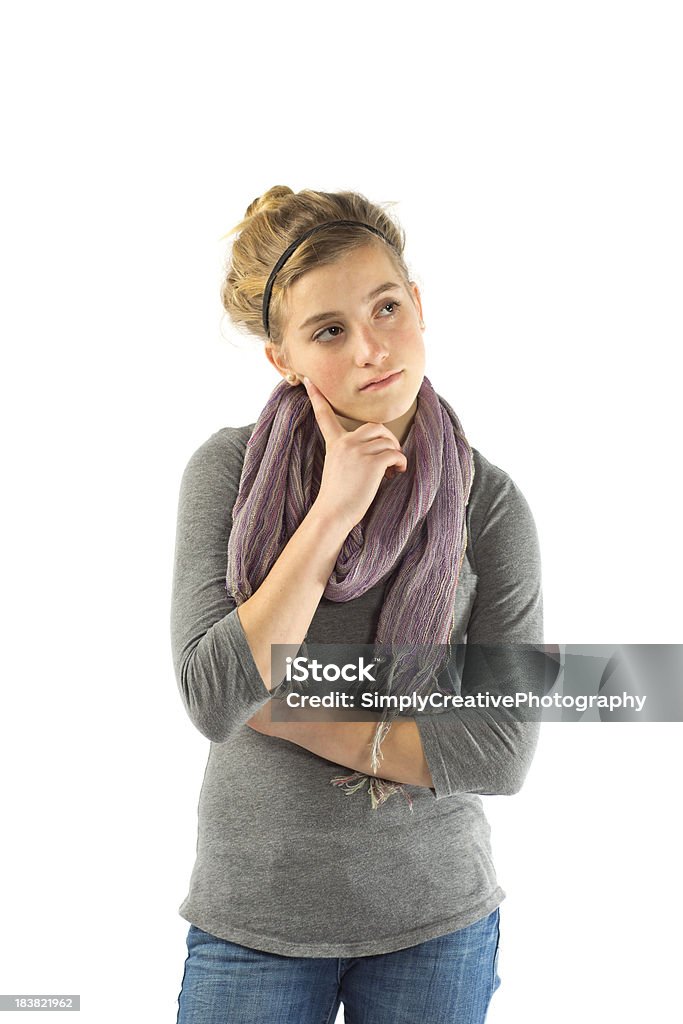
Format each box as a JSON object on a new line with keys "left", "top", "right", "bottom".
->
{"left": 357, "top": 400, "right": 414, "bottom": 425}
{"left": 362, "top": 384, "right": 419, "bottom": 414}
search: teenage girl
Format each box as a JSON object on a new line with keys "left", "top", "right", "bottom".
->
{"left": 171, "top": 186, "right": 544, "bottom": 1023}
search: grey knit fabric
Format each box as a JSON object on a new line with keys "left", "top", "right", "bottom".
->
{"left": 170, "top": 424, "right": 544, "bottom": 957}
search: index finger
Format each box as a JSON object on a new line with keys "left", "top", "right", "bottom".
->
{"left": 302, "top": 377, "right": 345, "bottom": 444}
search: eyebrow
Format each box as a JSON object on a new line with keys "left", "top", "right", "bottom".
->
{"left": 297, "top": 281, "right": 402, "bottom": 331}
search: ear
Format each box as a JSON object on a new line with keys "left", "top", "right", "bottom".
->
{"left": 264, "top": 343, "right": 290, "bottom": 379}
{"left": 408, "top": 281, "right": 425, "bottom": 326}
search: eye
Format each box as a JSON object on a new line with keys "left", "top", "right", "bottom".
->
{"left": 313, "top": 324, "right": 343, "bottom": 344}
{"left": 312, "top": 298, "right": 402, "bottom": 344}
{"left": 379, "top": 299, "right": 401, "bottom": 317}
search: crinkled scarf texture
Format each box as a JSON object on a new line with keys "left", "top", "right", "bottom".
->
{"left": 226, "top": 375, "right": 475, "bottom": 809}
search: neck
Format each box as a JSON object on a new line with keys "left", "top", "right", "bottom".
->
{"left": 335, "top": 397, "right": 418, "bottom": 446}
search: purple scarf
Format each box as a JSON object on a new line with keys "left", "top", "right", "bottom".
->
{"left": 227, "top": 375, "right": 475, "bottom": 808}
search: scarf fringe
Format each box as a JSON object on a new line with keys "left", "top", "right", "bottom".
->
{"left": 329, "top": 771, "right": 414, "bottom": 811}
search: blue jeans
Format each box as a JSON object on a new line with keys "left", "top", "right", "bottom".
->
{"left": 176, "top": 908, "right": 501, "bottom": 1023}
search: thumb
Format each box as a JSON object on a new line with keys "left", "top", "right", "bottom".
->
{"left": 302, "top": 377, "right": 345, "bottom": 444}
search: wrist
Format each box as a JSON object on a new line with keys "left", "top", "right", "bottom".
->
{"left": 307, "top": 498, "right": 353, "bottom": 545}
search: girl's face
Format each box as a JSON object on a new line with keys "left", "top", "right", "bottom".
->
{"left": 265, "top": 243, "right": 426, "bottom": 444}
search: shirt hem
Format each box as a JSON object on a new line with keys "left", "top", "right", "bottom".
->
{"left": 178, "top": 888, "right": 506, "bottom": 958}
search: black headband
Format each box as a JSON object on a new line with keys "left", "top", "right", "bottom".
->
{"left": 261, "top": 220, "right": 392, "bottom": 338}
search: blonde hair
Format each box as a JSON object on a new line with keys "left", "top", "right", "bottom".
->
{"left": 220, "top": 186, "right": 414, "bottom": 348}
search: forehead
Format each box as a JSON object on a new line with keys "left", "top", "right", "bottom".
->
{"left": 287, "top": 243, "right": 401, "bottom": 311}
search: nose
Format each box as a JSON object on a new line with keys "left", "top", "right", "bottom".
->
{"left": 351, "top": 325, "right": 390, "bottom": 366}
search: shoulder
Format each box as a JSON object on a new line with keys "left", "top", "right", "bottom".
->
{"left": 181, "top": 423, "right": 255, "bottom": 478}
{"left": 467, "top": 446, "right": 519, "bottom": 528}
{"left": 466, "top": 446, "right": 540, "bottom": 573}
{"left": 176, "top": 424, "right": 256, "bottom": 512}
{"left": 468, "top": 446, "right": 510, "bottom": 511}
{"left": 187, "top": 423, "right": 255, "bottom": 465}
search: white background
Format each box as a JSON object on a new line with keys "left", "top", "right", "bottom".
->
{"left": 1, "top": 2, "right": 681, "bottom": 1022}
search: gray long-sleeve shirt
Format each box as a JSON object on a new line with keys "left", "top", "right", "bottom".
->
{"left": 170, "top": 422, "right": 544, "bottom": 957}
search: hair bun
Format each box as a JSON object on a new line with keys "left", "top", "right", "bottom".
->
{"left": 246, "top": 186, "right": 294, "bottom": 219}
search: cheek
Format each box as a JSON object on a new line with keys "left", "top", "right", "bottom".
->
{"left": 392, "top": 328, "right": 425, "bottom": 367}
{"left": 306, "top": 355, "right": 343, "bottom": 395}
{"left": 408, "top": 333, "right": 426, "bottom": 368}
{"left": 313, "top": 369, "right": 343, "bottom": 398}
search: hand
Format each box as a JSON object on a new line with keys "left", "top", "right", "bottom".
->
{"left": 303, "top": 377, "right": 408, "bottom": 533}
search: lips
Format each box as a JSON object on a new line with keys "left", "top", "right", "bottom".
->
{"left": 360, "top": 370, "right": 402, "bottom": 391}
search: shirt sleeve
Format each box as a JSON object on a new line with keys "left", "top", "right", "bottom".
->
{"left": 415, "top": 466, "right": 548, "bottom": 799}
{"left": 170, "top": 428, "right": 272, "bottom": 743}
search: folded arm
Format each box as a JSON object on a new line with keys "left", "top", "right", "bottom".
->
{"left": 247, "top": 704, "right": 433, "bottom": 788}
